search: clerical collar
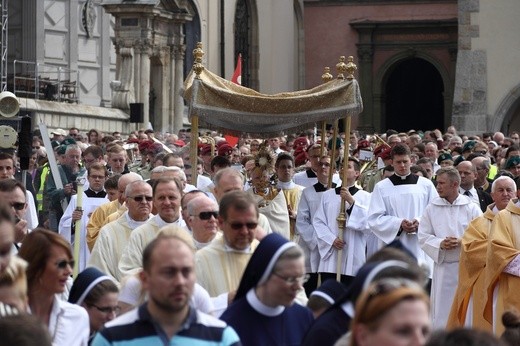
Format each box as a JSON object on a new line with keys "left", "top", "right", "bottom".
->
{"left": 314, "top": 181, "right": 336, "bottom": 192}
{"left": 85, "top": 189, "right": 107, "bottom": 198}
{"left": 124, "top": 211, "right": 151, "bottom": 229}
{"left": 492, "top": 204, "right": 499, "bottom": 214}
{"left": 224, "top": 241, "right": 251, "bottom": 254}
{"left": 389, "top": 173, "right": 419, "bottom": 186}
{"left": 277, "top": 181, "right": 296, "bottom": 190}
{"left": 515, "top": 200, "right": 520, "bottom": 208}
{"left": 306, "top": 169, "right": 317, "bottom": 178}
{"left": 246, "top": 288, "right": 285, "bottom": 316}
{"left": 335, "top": 184, "right": 359, "bottom": 195}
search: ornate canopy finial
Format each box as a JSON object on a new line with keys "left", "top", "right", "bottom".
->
{"left": 193, "top": 42, "right": 205, "bottom": 77}
{"left": 336, "top": 56, "right": 347, "bottom": 80}
{"left": 345, "top": 56, "right": 357, "bottom": 80}
{"left": 321, "top": 67, "right": 333, "bottom": 83}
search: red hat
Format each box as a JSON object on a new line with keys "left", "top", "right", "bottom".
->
{"left": 173, "top": 139, "right": 185, "bottom": 147}
{"left": 379, "top": 147, "right": 392, "bottom": 161}
{"left": 293, "top": 137, "right": 308, "bottom": 150}
{"left": 218, "top": 144, "right": 234, "bottom": 156}
{"left": 357, "top": 139, "right": 370, "bottom": 149}
{"left": 200, "top": 144, "right": 212, "bottom": 156}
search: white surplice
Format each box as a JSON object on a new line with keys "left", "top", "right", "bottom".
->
{"left": 418, "top": 194, "right": 482, "bottom": 329}
{"left": 368, "top": 174, "right": 438, "bottom": 274}
{"left": 59, "top": 193, "right": 108, "bottom": 272}
{"left": 314, "top": 187, "right": 371, "bottom": 276}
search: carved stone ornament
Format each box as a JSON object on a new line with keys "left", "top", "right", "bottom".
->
{"left": 82, "top": 0, "right": 96, "bottom": 39}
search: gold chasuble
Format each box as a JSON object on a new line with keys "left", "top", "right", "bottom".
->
{"left": 447, "top": 205, "right": 494, "bottom": 331}
{"left": 484, "top": 199, "right": 520, "bottom": 334}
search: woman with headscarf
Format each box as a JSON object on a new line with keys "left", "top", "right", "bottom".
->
{"left": 220, "top": 233, "right": 314, "bottom": 345}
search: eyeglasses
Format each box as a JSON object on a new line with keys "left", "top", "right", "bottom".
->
{"left": 272, "top": 272, "right": 310, "bottom": 285}
{"left": 89, "top": 304, "right": 121, "bottom": 314}
{"left": 192, "top": 211, "right": 218, "bottom": 220}
{"left": 9, "top": 202, "right": 25, "bottom": 211}
{"left": 55, "top": 259, "right": 75, "bottom": 270}
{"left": 319, "top": 162, "right": 331, "bottom": 167}
{"left": 228, "top": 221, "right": 258, "bottom": 230}
{"left": 88, "top": 175, "right": 106, "bottom": 180}
{"left": 128, "top": 195, "right": 153, "bottom": 202}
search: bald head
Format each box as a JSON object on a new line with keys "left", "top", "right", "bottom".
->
{"left": 118, "top": 172, "right": 143, "bottom": 204}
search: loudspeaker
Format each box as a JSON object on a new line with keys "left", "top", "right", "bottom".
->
{"left": 18, "top": 115, "right": 32, "bottom": 170}
{"left": 129, "top": 103, "right": 144, "bottom": 123}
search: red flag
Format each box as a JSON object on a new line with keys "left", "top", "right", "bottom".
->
{"left": 226, "top": 54, "right": 242, "bottom": 147}
{"left": 231, "top": 54, "right": 242, "bottom": 85}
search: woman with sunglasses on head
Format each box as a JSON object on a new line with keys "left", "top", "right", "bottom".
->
{"left": 350, "top": 278, "right": 431, "bottom": 346}
{"left": 69, "top": 267, "right": 119, "bottom": 344}
{"left": 18, "top": 229, "right": 89, "bottom": 345}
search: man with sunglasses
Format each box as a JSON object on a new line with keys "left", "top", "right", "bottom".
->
{"left": 185, "top": 195, "right": 220, "bottom": 250}
{"left": 0, "top": 179, "right": 28, "bottom": 250}
{"left": 195, "top": 190, "right": 261, "bottom": 316}
{"left": 0, "top": 153, "right": 38, "bottom": 233}
{"left": 89, "top": 180, "right": 153, "bottom": 281}
{"left": 118, "top": 178, "right": 186, "bottom": 277}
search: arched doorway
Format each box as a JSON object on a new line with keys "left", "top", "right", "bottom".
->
{"left": 384, "top": 58, "right": 444, "bottom": 132}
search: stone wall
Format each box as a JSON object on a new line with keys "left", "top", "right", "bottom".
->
{"left": 451, "top": 0, "right": 488, "bottom": 134}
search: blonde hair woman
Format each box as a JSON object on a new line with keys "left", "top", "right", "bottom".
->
{"left": 350, "top": 278, "right": 431, "bottom": 346}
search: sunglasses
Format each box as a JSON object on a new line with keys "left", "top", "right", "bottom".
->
{"left": 89, "top": 304, "right": 121, "bottom": 314}
{"left": 10, "top": 202, "right": 25, "bottom": 211}
{"left": 128, "top": 195, "right": 153, "bottom": 202}
{"left": 229, "top": 222, "right": 258, "bottom": 230}
{"left": 55, "top": 259, "right": 75, "bottom": 270}
{"left": 193, "top": 211, "right": 218, "bottom": 220}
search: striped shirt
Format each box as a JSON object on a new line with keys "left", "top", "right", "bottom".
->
{"left": 92, "top": 303, "right": 241, "bottom": 346}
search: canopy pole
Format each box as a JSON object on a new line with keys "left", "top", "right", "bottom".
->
{"left": 320, "top": 67, "right": 333, "bottom": 156}
{"left": 190, "top": 42, "right": 205, "bottom": 188}
{"left": 328, "top": 119, "right": 338, "bottom": 189}
{"left": 336, "top": 56, "right": 357, "bottom": 282}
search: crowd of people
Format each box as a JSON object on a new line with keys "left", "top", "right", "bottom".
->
{"left": 0, "top": 125, "right": 520, "bottom": 345}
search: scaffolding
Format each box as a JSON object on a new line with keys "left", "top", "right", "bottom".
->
{"left": 1, "top": 0, "right": 8, "bottom": 92}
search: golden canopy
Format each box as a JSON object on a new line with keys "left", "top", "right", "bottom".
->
{"left": 183, "top": 66, "right": 363, "bottom": 137}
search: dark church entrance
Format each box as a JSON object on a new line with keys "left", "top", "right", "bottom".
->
{"left": 384, "top": 58, "right": 444, "bottom": 132}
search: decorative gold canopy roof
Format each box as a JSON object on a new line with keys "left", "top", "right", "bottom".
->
{"left": 183, "top": 47, "right": 363, "bottom": 137}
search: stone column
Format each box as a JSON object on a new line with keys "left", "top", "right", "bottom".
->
{"left": 140, "top": 43, "right": 151, "bottom": 127}
{"left": 174, "top": 45, "right": 186, "bottom": 133}
{"left": 357, "top": 45, "right": 375, "bottom": 134}
{"left": 133, "top": 45, "right": 141, "bottom": 103}
{"left": 170, "top": 45, "right": 176, "bottom": 133}
{"left": 158, "top": 48, "right": 171, "bottom": 133}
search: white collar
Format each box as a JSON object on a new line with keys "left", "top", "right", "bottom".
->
{"left": 277, "top": 180, "right": 296, "bottom": 190}
{"left": 155, "top": 214, "right": 181, "bottom": 227}
{"left": 224, "top": 241, "right": 252, "bottom": 254}
{"left": 395, "top": 172, "right": 411, "bottom": 180}
{"left": 124, "top": 211, "right": 151, "bottom": 229}
{"left": 246, "top": 288, "right": 285, "bottom": 316}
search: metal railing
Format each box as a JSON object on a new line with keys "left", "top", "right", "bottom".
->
{"left": 12, "top": 60, "right": 79, "bottom": 103}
